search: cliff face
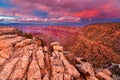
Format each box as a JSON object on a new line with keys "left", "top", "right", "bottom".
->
{"left": 17, "top": 26, "right": 80, "bottom": 49}
{"left": 70, "top": 23, "right": 120, "bottom": 67}
{"left": 0, "top": 26, "right": 118, "bottom": 80}
{"left": 0, "top": 27, "right": 93, "bottom": 80}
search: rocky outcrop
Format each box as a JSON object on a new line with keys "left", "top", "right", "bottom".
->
{"left": 70, "top": 23, "right": 120, "bottom": 67}
{"left": 0, "top": 27, "right": 115, "bottom": 80}
{"left": 96, "top": 72, "right": 113, "bottom": 80}
{"left": 0, "top": 27, "right": 81, "bottom": 80}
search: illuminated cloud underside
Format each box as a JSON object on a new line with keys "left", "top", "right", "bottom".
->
{"left": 0, "top": 0, "right": 120, "bottom": 23}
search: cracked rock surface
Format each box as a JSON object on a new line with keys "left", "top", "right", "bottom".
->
{"left": 0, "top": 27, "right": 114, "bottom": 80}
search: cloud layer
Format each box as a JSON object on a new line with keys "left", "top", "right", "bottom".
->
{"left": 0, "top": 0, "right": 120, "bottom": 22}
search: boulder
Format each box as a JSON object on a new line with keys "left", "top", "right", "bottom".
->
{"left": 59, "top": 52, "right": 80, "bottom": 78}
{"left": 87, "top": 77, "right": 99, "bottom": 80}
{"left": 53, "top": 45, "right": 63, "bottom": 52}
{"left": 75, "top": 58, "right": 98, "bottom": 80}
{"left": 96, "top": 72, "right": 113, "bottom": 80}
{"left": 51, "top": 42, "right": 60, "bottom": 46}
{"left": 76, "top": 62, "right": 95, "bottom": 77}
{"left": 102, "top": 69, "right": 112, "bottom": 77}
{"left": 43, "top": 46, "right": 48, "bottom": 52}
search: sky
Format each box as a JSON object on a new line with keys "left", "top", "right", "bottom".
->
{"left": 0, "top": 0, "right": 120, "bottom": 26}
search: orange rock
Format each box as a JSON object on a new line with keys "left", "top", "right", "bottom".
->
{"left": 28, "top": 60, "right": 41, "bottom": 80}
{"left": 53, "top": 45, "right": 63, "bottom": 52}
{"left": 15, "top": 39, "right": 32, "bottom": 48}
{"left": 9, "top": 50, "right": 32, "bottom": 79}
{"left": 0, "top": 47, "right": 13, "bottom": 59}
{"left": 51, "top": 42, "right": 60, "bottom": 46}
{"left": 64, "top": 73, "right": 72, "bottom": 80}
{"left": 0, "top": 56, "right": 6, "bottom": 65}
{"left": 36, "top": 47, "right": 45, "bottom": 69}
{"left": 96, "top": 72, "right": 113, "bottom": 80}
{"left": 0, "top": 58, "right": 19, "bottom": 80}
{"left": 102, "top": 69, "right": 112, "bottom": 76}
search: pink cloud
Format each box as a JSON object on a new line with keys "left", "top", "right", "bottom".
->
{"left": 73, "top": 9, "right": 100, "bottom": 18}
{"left": 1, "top": 0, "right": 120, "bottom": 22}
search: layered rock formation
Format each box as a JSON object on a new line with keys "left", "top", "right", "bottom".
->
{"left": 17, "top": 23, "right": 120, "bottom": 68}
{"left": 0, "top": 27, "right": 114, "bottom": 80}
{"left": 70, "top": 23, "right": 120, "bottom": 67}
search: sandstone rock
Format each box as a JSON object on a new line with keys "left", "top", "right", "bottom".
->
{"left": 0, "top": 34, "right": 16, "bottom": 40}
{"left": 0, "top": 28, "right": 105, "bottom": 80}
{"left": 43, "top": 74, "right": 49, "bottom": 80}
{"left": 51, "top": 42, "right": 60, "bottom": 46}
{"left": 87, "top": 77, "right": 99, "bottom": 80}
{"left": 15, "top": 39, "right": 32, "bottom": 48}
{"left": 102, "top": 69, "right": 112, "bottom": 77}
{"left": 59, "top": 52, "right": 80, "bottom": 78}
{"left": 51, "top": 57, "right": 64, "bottom": 80}
{"left": 28, "top": 60, "right": 41, "bottom": 80}
{"left": 75, "top": 58, "right": 98, "bottom": 80}
{"left": 36, "top": 47, "right": 45, "bottom": 69}
{"left": 43, "top": 46, "right": 48, "bottom": 52}
{"left": 9, "top": 50, "right": 32, "bottom": 79}
{"left": 0, "top": 37, "right": 24, "bottom": 50}
{"left": 52, "top": 51, "right": 61, "bottom": 58}
{"left": 53, "top": 45, "right": 63, "bottom": 52}
{"left": 96, "top": 72, "right": 113, "bottom": 80}
{"left": 0, "top": 58, "right": 19, "bottom": 80}
{"left": 75, "top": 57, "right": 87, "bottom": 63}
{"left": 0, "top": 47, "right": 13, "bottom": 59}
{"left": 64, "top": 73, "right": 72, "bottom": 80}
{"left": 0, "top": 56, "right": 6, "bottom": 65}
{"left": 76, "top": 62, "right": 95, "bottom": 77}
{"left": 32, "top": 37, "right": 45, "bottom": 46}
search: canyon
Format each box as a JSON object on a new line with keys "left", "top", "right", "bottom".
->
{"left": 0, "top": 22, "right": 120, "bottom": 80}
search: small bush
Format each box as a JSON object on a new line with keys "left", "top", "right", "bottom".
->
{"left": 23, "top": 33, "right": 33, "bottom": 39}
